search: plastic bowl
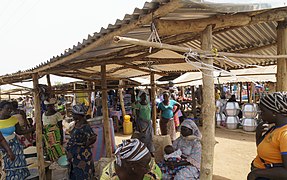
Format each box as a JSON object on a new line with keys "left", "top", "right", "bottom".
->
{"left": 57, "top": 155, "right": 69, "bottom": 168}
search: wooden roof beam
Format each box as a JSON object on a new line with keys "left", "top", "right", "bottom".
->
{"left": 155, "top": 7, "right": 287, "bottom": 36}
{"left": 120, "top": 63, "right": 168, "bottom": 76}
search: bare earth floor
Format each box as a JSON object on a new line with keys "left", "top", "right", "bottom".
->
{"left": 115, "top": 127, "right": 256, "bottom": 180}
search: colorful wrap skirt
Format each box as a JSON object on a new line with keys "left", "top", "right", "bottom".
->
{"left": 43, "top": 124, "right": 65, "bottom": 161}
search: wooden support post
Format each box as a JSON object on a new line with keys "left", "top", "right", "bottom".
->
{"left": 200, "top": 25, "right": 215, "bottom": 180}
{"left": 247, "top": 83, "right": 250, "bottom": 103}
{"left": 73, "top": 83, "right": 77, "bottom": 105}
{"left": 239, "top": 82, "right": 243, "bottom": 104}
{"left": 150, "top": 72, "right": 157, "bottom": 135}
{"left": 252, "top": 83, "right": 256, "bottom": 103}
{"left": 46, "top": 74, "right": 51, "bottom": 88}
{"left": 91, "top": 82, "right": 96, "bottom": 118}
{"left": 87, "top": 82, "right": 92, "bottom": 117}
{"left": 119, "top": 80, "right": 126, "bottom": 117}
{"left": 46, "top": 74, "right": 53, "bottom": 97}
{"left": 32, "top": 73, "right": 46, "bottom": 180}
{"left": 101, "top": 65, "right": 112, "bottom": 157}
{"left": 199, "top": 85, "right": 203, "bottom": 105}
{"left": 191, "top": 86, "right": 197, "bottom": 118}
{"left": 276, "top": 19, "right": 287, "bottom": 91}
{"left": 249, "top": 83, "right": 254, "bottom": 103}
{"left": 180, "top": 86, "right": 185, "bottom": 98}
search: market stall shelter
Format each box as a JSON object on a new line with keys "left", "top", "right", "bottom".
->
{"left": 0, "top": 1, "right": 287, "bottom": 179}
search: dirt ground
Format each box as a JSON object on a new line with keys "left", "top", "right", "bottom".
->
{"left": 115, "top": 127, "right": 256, "bottom": 180}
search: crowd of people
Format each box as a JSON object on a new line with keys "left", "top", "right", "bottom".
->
{"left": 0, "top": 89, "right": 286, "bottom": 179}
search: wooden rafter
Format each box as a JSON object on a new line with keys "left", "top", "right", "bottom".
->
{"left": 154, "top": 7, "right": 287, "bottom": 36}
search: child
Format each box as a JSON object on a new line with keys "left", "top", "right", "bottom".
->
{"left": 164, "top": 145, "right": 183, "bottom": 160}
{"left": 158, "top": 145, "right": 190, "bottom": 179}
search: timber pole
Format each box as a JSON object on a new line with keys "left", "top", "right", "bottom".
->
{"left": 251, "top": 83, "right": 255, "bottom": 103}
{"left": 150, "top": 72, "right": 157, "bottom": 135}
{"left": 87, "top": 81, "right": 92, "bottom": 117}
{"left": 191, "top": 86, "right": 197, "bottom": 118}
{"left": 247, "top": 83, "right": 250, "bottom": 103}
{"left": 200, "top": 25, "right": 216, "bottom": 180}
{"left": 276, "top": 19, "right": 287, "bottom": 91}
{"left": 119, "top": 80, "right": 126, "bottom": 117}
{"left": 32, "top": 73, "right": 46, "bottom": 180}
{"left": 180, "top": 86, "right": 185, "bottom": 98}
{"left": 101, "top": 65, "right": 112, "bottom": 157}
{"left": 46, "top": 74, "right": 53, "bottom": 97}
{"left": 239, "top": 82, "right": 243, "bottom": 104}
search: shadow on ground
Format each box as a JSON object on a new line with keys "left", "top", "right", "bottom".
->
{"left": 213, "top": 175, "right": 232, "bottom": 180}
{"left": 214, "top": 127, "right": 255, "bottom": 143}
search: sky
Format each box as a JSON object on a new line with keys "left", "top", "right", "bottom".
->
{"left": 0, "top": 0, "right": 148, "bottom": 89}
{"left": 0, "top": 0, "right": 286, "bottom": 90}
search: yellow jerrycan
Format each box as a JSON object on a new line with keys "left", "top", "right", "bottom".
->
{"left": 123, "top": 115, "right": 133, "bottom": 135}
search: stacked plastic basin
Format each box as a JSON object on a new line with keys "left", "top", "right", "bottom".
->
{"left": 241, "top": 103, "right": 258, "bottom": 132}
{"left": 225, "top": 102, "right": 240, "bottom": 130}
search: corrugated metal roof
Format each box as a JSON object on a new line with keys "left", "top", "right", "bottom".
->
{"left": 0, "top": 0, "right": 287, "bottom": 85}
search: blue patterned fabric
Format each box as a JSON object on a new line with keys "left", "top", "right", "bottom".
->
{"left": 66, "top": 124, "right": 95, "bottom": 180}
{"left": 159, "top": 120, "right": 202, "bottom": 180}
{"left": 158, "top": 157, "right": 186, "bottom": 179}
{"left": 1, "top": 136, "right": 30, "bottom": 179}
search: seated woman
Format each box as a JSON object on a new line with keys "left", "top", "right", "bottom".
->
{"left": 42, "top": 98, "right": 65, "bottom": 161}
{"left": 101, "top": 138, "right": 162, "bottom": 180}
{"left": 159, "top": 120, "right": 201, "bottom": 180}
{"left": 248, "top": 92, "right": 287, "bottom": 180}
{"left": 0, "top": 101, "right": 30, "bottom": 179}
{"left": 66, "top": 105, "right": 97, "bottom": 180}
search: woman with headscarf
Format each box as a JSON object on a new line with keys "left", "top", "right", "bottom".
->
{"left": 157, "top": 92, "right": 181, "bottom": 141}
{"left": 11, "top": 101, "right": 35, "bottom": 148}
{"left": 159, "top": 120, "right": 201, "bottom": 180}
{"left": 66, "top": 105, "right": 97, "bottom": 180}
{"left": 248, "top": 92, "right": 287, "bottom": 180}
{"left": 134, "top": 91, "right": 155, "bottom": 153}
{"left": 42, "top": 98, "right": 65, "bottom": 161}
{"left": 0, "top": 101, "right": 30, "bottom": 179}
{"left": 101, "top": 138, "right": 162, "bottom": 180}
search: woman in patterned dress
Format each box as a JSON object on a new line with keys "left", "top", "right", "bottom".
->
{"left": 0, "top": 101, "right": 30, "bottom": 179}
{"left": 42, "top": 98, "right": 65, "bottom": 161}
{"left": 66, "top": 105, "right": 97, "bottom": 180}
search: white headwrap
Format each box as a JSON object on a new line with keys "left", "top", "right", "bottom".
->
{"left": 180, "top": 119, "right": 202, "bottom": 139}
{"left": 115, "top": 139, "right": 149, "bottom": 167}
{"left": 44, "top": 98, "right": 57, "bottom": 105}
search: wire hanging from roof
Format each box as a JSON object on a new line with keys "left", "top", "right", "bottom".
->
{"left": 183, "top": 49, "right": 261, "bottom": 85}
{"left": 147, "top": 22, "right": 162, "bottom": 53}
